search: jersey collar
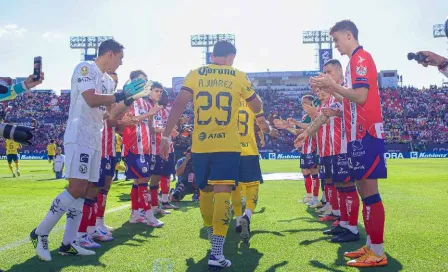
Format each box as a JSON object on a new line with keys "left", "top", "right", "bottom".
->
{"left": 352, "top": 46, "right": 363, "bottom": 57}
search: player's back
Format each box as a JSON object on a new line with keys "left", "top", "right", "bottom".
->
{"left": 239, "top": 98, "right": 262, "bottom": 156}
{"left": 47, "top": 144, "right": 56, "bottom": 155}
{"left": 5, "top": 139, "right": 19, "bottom": 154}
{"left": 182, "top": 64, "right": 256, "bottom": 153}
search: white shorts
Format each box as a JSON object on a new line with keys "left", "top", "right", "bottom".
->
{"left": 64, "top": 144, "right": 101, "bottom": 182}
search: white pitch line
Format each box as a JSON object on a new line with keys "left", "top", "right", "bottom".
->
{"left": 0, "top": 204, "right": 130, "bottom": 253}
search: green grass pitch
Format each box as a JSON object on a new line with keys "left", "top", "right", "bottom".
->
{"left": 0, "top": 159, "right": 447, "bottom": 271}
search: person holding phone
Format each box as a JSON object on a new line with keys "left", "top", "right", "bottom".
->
{"left": 0, "top": 71, "right": 45, "bottom": 102}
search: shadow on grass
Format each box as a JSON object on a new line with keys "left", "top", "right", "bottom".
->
{"left": 7, "top": 222, "right": 156, "bottom": 272}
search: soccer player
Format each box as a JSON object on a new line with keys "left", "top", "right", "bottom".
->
{"left": 5, "top": 138, "right": 21, "bottom": 177}
{"left": 121, "top": 70, "right": 164, "bottom": 227}
{"left": 30, "top": 39, "right": 147, "bottom": 261}
{"left": 113, "top": 133, "right": 123, "bottom": 181}
{"left": 146, "top": 83, "right": 178, "bottom": 213}
{"left": 159, "top": 41, "right": 263, "bottom": 269}
{"left": 231, "top": 95, "right": 278, "bottom": 243}
{"left": 47, "top": 140, "right": 56, "bottom": 164}
{"left": 310, "top": 20, "right": 388, "bottom": 267}
{"left": 53, "top": 147, "right": 65, "bottom": 179}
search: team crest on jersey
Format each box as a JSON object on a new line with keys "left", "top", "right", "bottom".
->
{"left": 80, "top": 66, "right": 89, "bottom": 76}
{"left": 80, "top": 153, "right": 89, "bottom": 163}
{"left": 142, "top": 167, "right": 148, "bottom": 173}
{"left": 356, "top": 66, "right": 367, "bottom": 76}
{"left": 198, "top": 132, "right": 206, "bottom": 141}
{"left": 105, "top": 163, "right": 111, "bottom": 170}
{"left": 79, "top": 164, "right": 88, "bottom": 174}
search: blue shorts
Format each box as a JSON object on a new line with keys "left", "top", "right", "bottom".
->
{"left": 149, "top": 154, "right": 175, "bottom": 176}
{"left": 192, "top": 152, "right": 240, "bottom": 190}
{"left": 319, "top": 156, "right": 332, "bottom": 180}
{"left": 48, "top": 155, "right": 54, "bottom": 161}
{"left": 162, "top": 153, "right": 175, "bottom": 177}
{"left": 300, "top": 152, "right": 317, "bottom": 169}
{"left": 96, "top": 157, "right": 116, "bottom": 187}
{"left": 331, "top": 154, "right": 352, "bottom": 183}
{"left": 125, "top": 152, "right": 151, "bottom": 179}
{"left": 348, "top": 133, "right": 387, "bottom": 180}
{"left": 239, "top": 155, "right": 262, "bottom": 183}
{"left": 7, "top": 154, "right": 18, "bottom": 163}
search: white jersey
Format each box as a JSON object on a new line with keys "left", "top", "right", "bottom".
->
{"left": 64, "top": 61, "right": 105, "bottom": 151}
{"left": 53, "top": 154, "right": 65, "bottom": 172}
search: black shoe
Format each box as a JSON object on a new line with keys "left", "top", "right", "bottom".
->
{"left": 113, "top": 177, "right": 118, "bottom": 181}
{"left": 235, "top": 225, "right": 242, "bottom": 233}
{"left": 323, "top": 225, "right": 347, "bottom": 235}
{"left": 331, "top": 230, "right": 360, "bottom": 243}
{"left": 239, "top": 215, "right": 251, "bottom": 243}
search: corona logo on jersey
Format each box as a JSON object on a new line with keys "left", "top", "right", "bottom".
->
{"left": 197, "top": 67, "right": 236, "bottom": 77}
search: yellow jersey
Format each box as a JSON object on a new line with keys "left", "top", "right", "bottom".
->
{"left": 239, "top": 98, "right": 264, "bottom": 156}
{"left": 47, "top": 143, "right": 56, "bottom": 156}
{"left": 6, "top": 139, "right": 21, "bottom": 155}
{"left": 115, "top": 134, "right": 122, "bottom": 152}
{"left": 182, "top": 64, "right": 256, "bottom": 153}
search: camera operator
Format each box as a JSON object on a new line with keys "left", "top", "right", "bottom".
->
{"left": 415, "top": 17, "right": 448, "bottom": 78}
{"left": 172, "top": 115, "right": 192, "bottom": 162}
{"left": 170, "top": 147, "right": 199, "bottom": 202}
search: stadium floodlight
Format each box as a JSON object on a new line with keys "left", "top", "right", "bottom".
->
{"left": 303, "top": 30, "right": 333, "bottom": 71}
{"left": 433, "top": 24, "right": 446, "bottom": 38}
{"left": 190, "top": 34, "right": 235, "bottom": 65}
{"left": 70, "top": 36, "right": 114, "bottom": 61}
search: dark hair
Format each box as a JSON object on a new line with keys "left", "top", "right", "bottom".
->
{"left": 98, "top": 39, "right": 124, "bottom": 56}
{"left": 330, "top": 20, "right": 359, "bottom": 41}
{"left": 323, "top": 59, "right": 342, "bottom": 68}
{"left": 130, "top": 70, "right": 147, "bottom": 80}
{"left": 151, "top": 81, "right": 164, "bottom": 90}
{"left": 50, "top": 140, "right": 54, "bottom": 143}
{"left": 302, "top": 95, "right": 314, "bottom": 102}
{"left": 213, "top": 41, "right": 237, "bottom": 57}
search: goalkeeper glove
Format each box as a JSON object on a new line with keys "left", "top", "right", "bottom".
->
{"left": 114, "top": 78, "right": 150, "bottom": 103}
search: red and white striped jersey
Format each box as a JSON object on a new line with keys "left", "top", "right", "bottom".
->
{"left": 101, "top": 120, "right": 116, "bottom": 158}
{"left": 343, "top": 46, "right": 385, "bottom": 142}
{"left": 328, "top": 96, "right": 347, "bottom": 155}
{"left": 147, "top": 100, "right": 174, "bottom": 155}
{"left": 317, "top": 98, "right": 332, "bottom": 158}
{"left": 300, "top": 114, "right": 316, "bottom": 154}
{"left": 122, "top": 98, "right": 151, "bottom": 156}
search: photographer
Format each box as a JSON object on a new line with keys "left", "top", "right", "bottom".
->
{"left": 172, "top": 115, "right": 192, "bottom": 162}
{"left": 170, "top": 147, "right": 199, "bottom": 202}
{"left": 0, "top": 73, "right": 45, "bottom": 102}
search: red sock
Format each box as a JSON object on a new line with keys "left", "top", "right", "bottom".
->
{"left": 78, "top": 199, "right": 93, "bottom": 232}
{"left": 97, "top": 189, "right": 108, "bottom": 218}
{"left": 304, "top": 174, "right": 312, "bottom": 194}
{"left": 364, "top": 194, "right": 385, "bottom": 244}
{"left": 338, "top": 190, "right": 349, "bottom": 222}
{"left": 89, "top": 198, "right": 97, "bottom": 227}
{"left": 160, "top": 176, "right": 170, "bottom": 194}
{"left": 347, "top": 189, "right": 360, "bottom": 227}
{"left": 150, "top": 185, "right": 159, "bottom": 207}
{"left": 324, "top": 184, "right": 329, "bottom": 203}
{"left": 312, "top": 175, "right": 319, "bottom": 197}
{"left": 328, "top": 184, "right": 339, "bottom": 210}
{"left": 362, "top": 201, "right": 370, "bottom": 238}
{"left": 131, "top": 184, "right": 139, "bottom": 210}
{"left": 138, "top": 183, "right": 151, "bottom": 211}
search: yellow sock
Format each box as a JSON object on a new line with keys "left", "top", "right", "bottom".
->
{"left": 199, "top": 190, "right": 214, "bottom": 227}
{"left": 8, "top": 164, "right": 14, "bottom": 173}
{"left": 241, "top": 184, "right": 247, "bottom": 198}
{"left": 212, "top": 192, "right": 231, "bottom": 237}
{"left": 231, "top": 184, "right": 243, "bottom": 217}
{"left": 15, "top": 162, "right": 19, "bottom": 171}
{"left": 245, "top": 184, "right": 259, "bottom": 212}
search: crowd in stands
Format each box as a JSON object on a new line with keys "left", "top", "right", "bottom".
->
{"left": 0, "top": 85, "right": 446, "bottom": 153}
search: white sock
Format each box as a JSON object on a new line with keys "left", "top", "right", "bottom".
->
{"left": 145, "top": 209, "right": 157, "bottom": 222}
{"left": 244, "top": 209, "right": 253, "bottom": 220}
{"left": 322, "top": 194, "right": 327, "bottom": 202}
{"left": 62, "top": 198, "right": 85, "bottom": 245}
{"left": 366, "top": 235, "right": 372, "bottom": 248}
{"left": 151, "top": 206, "right": 158, "bottom": 213}
{"left": 236, "top": 216, "right": 242, "bottom": 226}
{"left": 306, "top": 193, "right": 312, "bottom": 198}
{"left": 210, "top": 235, "right": 225, "bottom": 257}
{"left": 370, "top": 243, "right": 384, "bottom": 256}
{"left": 346, "top": 225, "right": 359, "bottom": 234}
{"left": 332, "top": 210, "right": 340, "bottom": 216}
{"left": 87, "top": 226, "right": 95, "bottom": 235}
{"left": 36, "top": 190, "right": 76, "bottom": 236}
{"left": 96, "top": 217, "right": 104, "bottom": 227}
{"left": 162, "top": 194, "right": 169, "bottom": 203}
{"left": 339, "top": 221, "right": 348, "bottom": 228}
{"left": 312, "top": 196, "right": 318, "bottom": 202}
{"left": 77, "top": 232, "right": 87, "bottom": 239}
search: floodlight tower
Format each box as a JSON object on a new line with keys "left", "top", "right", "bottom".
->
{"left": 70, "top": 36, "right": 114, "bottom": 61}
{"left": 302, "top": 30, "right": 333, "bottom": 71}
{"left": 190, "top": 34, "right": 235, "bottom": 65}
{"left": 433, "top": 24, "right": 447, "bottom": 85}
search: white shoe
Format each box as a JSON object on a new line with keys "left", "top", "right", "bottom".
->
{"left": 301, "top": 196, "right": 312, "bottom": 204}
{"left": 59, "top": 242, "right": 96, "bottom": 256}
{"left": 17, "top": 170, "right": 20, "bottom": 177}
{"left": 129, "top": 211, "right": 147, "bottom": 224}
{"left": 147, "top": 218, "right": 164, "bottom": 228}
{"left": 317, "top": 203, "right": 330, "bottom": 213}
{"left": 30, "top": 229, "right": 51, "bottom": 261}
{"left": 91, "top": 229, "right": 114, "bottom": 242}
{"left": 96, "top": 217, "right": 115, "bottom": 233}
{"left": 319, "top": 209, "right": 332, "bottom": 216}
{"left": 208, "top": 255, "right": 232, "bottom": 269}
{"left": 76, "top": 234, "right": 101, "bottom": 249}
{"left": 307, "top": 199, "right": 318, "bottom": 206}
{"left": 153, "top": 207, "right": 171, "bottom": 215}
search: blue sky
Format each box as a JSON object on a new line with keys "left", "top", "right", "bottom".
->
{"left": 0, "top": 0, "right": 447, "bottom": 92}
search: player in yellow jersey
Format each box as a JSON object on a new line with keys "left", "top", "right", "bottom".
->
{"left": 231, "top": 97, "right": 279, "bottom": 243}
{"left": 5, "top": 139, "right": 22, "bottom": 177}
{"left": 46, "top": 140, "right": 56, "bottom": 164}
{"left": 113, "top": 133, "right": 123, "bottom": 181}
{"left": 160, "top": 41, "right": 262, "bottom": 270}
